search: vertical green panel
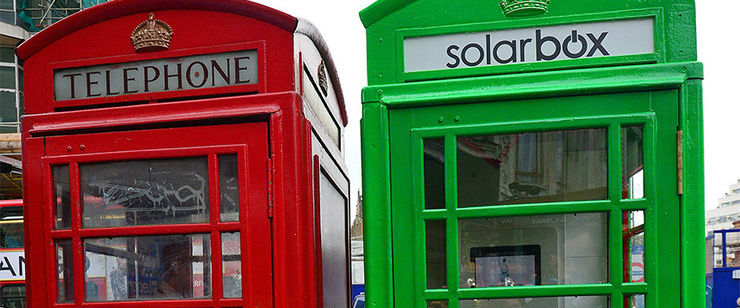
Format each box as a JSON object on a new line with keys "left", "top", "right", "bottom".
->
{"left": 444, "top": 135, "right": 459, "bottom": 308}
{"left": 680, "top": 79, "right": 705, "bottom": 307}
{"left": 389, "top": 108, "right": 416, "bottom": 307}
{"left": 649, "top": 90, "right": 681, "bottom": 307}
{"left": 361, "top": 103, "right": 394, "bottom": 308}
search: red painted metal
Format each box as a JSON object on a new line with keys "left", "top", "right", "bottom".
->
{"left": 0, "top": 200, "right": 21, "bottom": 207}
{"left": 20, "top": 0, "right": 348, "bottom": 306}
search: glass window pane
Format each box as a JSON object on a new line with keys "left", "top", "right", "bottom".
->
{"left": 0, "top": 219, "right": 22, "bottom": 248}
{"left": 222, "top": 232, "right": 241, "bottom": 298}
{"left": 0, "top": 1, "right": 13, "bottom": 10}
{"left": 53, "top": 165, "right": 71, "bottom": 229}
{"left": 625, "top": 294, "right": 645, "bottom": 308}
{"left": 459, "top": 213, "right": 608, "bottom": 288}
{"left": 83, "top": 234, "right": 211, "bottom": 301}
{"left": 1, "top": 284, "right": 25, "bottom": 308}
{"left": 0, "top": 47, "right": 14, "bottom": 63}
{"left": 219, "top": 155, "right": 239, "bottom": 222}
{"left": 0, "top": 67, "right": 14, "bottom": 89}
{"left": 460, "top": 296, "right": 608, "bottom": 308}
{"left": 0, "top": 90, "right": 16, "bottom": 122}
{"left": 727, "top": 232, "right": 740, "bottom": 268}
{"left": 428, "top": 300, "right": 448, "bottom": 308}
{"left": 624, "top": 210, "right": 645, "bottom": 283}
{"left": 622, "top": 126, "right": 644, "bottom": 199}
{"left": 424, "top": 138, "right": 445, "bottom": 209}
{"left": 457, "top": 129, "right": 607, "bottom": 207}
{"left": 426, "top": 220, "right": 446, "bottom": 289}
{"left": 56, "top": 239, "right": 74, "bottom": 303}
{"left": 0, "top": 11, "right": 13, "bottom": 25}
{"left": 80, "top": 157, "right": 209, "bottom": 228}
{"left": 714, "top": 232, "right": 724, "bottom": 268}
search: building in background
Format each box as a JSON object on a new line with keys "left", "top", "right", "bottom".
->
{"left": 706, "top": 180, "right": 740, "bottom": 233}
{"left": 0, "top": 0, "right": 109, "bottom": 199}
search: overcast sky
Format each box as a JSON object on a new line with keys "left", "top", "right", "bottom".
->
{"left": 250, "top": 0, "right": 740, "bottom": 218}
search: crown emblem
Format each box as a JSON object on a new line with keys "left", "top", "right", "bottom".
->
{"left": 131, "top": 13, "right": 173, "bottom": 52}
{"left": 500, "top": 0, "right": 550, "bottom": 17}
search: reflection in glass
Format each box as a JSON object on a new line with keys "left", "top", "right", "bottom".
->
{"left": 222, "top": 232, "right": 242, "bottom": 298}
{"left": 53, "top": 165, "right": 71, "bottom": 229}
{"left": 80, "top": 157, "right": 209, "bottom": 228}
{"left": 83, "top": 234, "right": 211, "bottom": 301}
{"left": 56, "top": 240, "right": 74, "bottom": 303}
{"left": 0, "top": 206, "right": 23, "bottom": 248}
{"left": 714, "top": 233, "right": 724, "bottom": 268}
{"left": 624, "top": 210, "right": 645, "bottom": 283}
{"left": 426, "top": 220, "right": 446, "bottom": 289}
{"left": 459, "top": 213, "right": 608, "bottom": 288}
{"left": 727, "top": 232, "right": 740, "bottom": 268}
{"left": 219, "top": 155, "right": 240, "bottom": 222}
{"left": 428, "top": 300, "right": 448, "bottom": 308}
{"left": 424, "top": 138, "right": 445, "bottom": 209}
{"left": 460, "top": 296, "right": 608, "bottom": 308}
{"left": 457, "top": 129, "right": 607, "bottom": 207}
{"left": 0, "top": 284, "right": 25, "bottom": 308}
{"left": 626, "top": 294, "right": 645, "bottom": 308}
{"left": 622, "top": 126, "right": 644, "bottom": 199}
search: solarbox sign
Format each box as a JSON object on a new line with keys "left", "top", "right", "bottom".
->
{"left": 403, "top": 18, "right": 654, "bottom": 73}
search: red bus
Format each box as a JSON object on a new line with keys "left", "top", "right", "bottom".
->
{"left": 0, "top": 199, "right": 24, "bottom": 308}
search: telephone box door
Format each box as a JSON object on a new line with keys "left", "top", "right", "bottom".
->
{"left": 390, "top": 90, "right": 679, "bottom": 308}
{"left": 41, "top": 121, "right": 271, "bottom": 307}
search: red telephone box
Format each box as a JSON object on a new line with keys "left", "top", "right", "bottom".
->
{"left": 18, "top": 1, "right": 351, "bottom": 307}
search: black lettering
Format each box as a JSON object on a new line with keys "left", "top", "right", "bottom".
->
{"left": 519, "top": 38, "right": 532, "bottom": 62}
{"left": 163, "top": 63, "right": 183, "bottom": 90}
{"left": 587, "top": 32, "right": 609, "bottom": 57}
{"left": 211, "top": 59, "right": 231, "bottom": 86}
{"left": 485, "top": 34, "right": 492, "bottom": 65}
{"left": 562, "top": 30, "right": 588, "bottom": 58}
{"left": 446, "top": 45, "right": 461, "bottom": 68}
{"left": 143, "top": 66, "right": 160, "bottom": 92}
{"left": 62, "top": 73, "right": 82, "bottom": 99}
{"left": 461, "top": 43, "right": 485, "bottom": 66}
{"left": 85, "top": 71, "right": 102, "bottom": 97}
{"left": 493, "top": 40, "right": 517, "bottom": 64}
{"left": 536, "top": 29, "right": 561, "bottom": 61}
{"left": 17, "top": 256, "right": 23, "bottom": 276}
{"left": 234, "top": 56, "right": 252, "bottom": 84}
{"left": 0, "top": 257, "right": 15, "bottom": 276}
{"left": 105, "top": 70, "right": 119, "bottom": 95}
{"left": 186, "top": 61, "right": 208, "bottom": 88}
{"left": 122, "top": 67, "right": 138, "bottom": 94}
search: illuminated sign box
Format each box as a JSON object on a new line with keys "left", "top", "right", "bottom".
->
{"left": 53, "top": 50, "right": 258, "bottom": 101}
{"left": 403, "top": 18, "right": 654, "bottom": 73}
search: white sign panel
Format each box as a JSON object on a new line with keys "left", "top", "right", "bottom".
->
{"left": 54, "top": 50, "right": 258, "bottom": 101}
{"left": 0, "top": 250, "right": 24, "bottom": 281}
{"left": 404, "top": 18, "right": 654, "bottom": 73}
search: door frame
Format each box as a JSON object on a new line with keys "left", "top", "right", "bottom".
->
{"left": 388, "top": 89, "right": 680, "bottom": 308}
{"left": 39, "top": 121, "right": 272, "bottom": 307}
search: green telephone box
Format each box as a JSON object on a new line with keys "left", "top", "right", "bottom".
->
{"left": 359, "top": 1, "right": 703, "bottom": 307}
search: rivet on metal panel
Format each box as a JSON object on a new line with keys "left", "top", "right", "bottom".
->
{"left": 438, "top": 117, "right": 444, "bottom": 123}
{"left": 79, "top": 145, "right": 86, "bottom": 151}
{"left": 66, "top": 146, "right": 72, "bottom": 152}
{"left": 454, "top": 116, "right": 461, "bottom": 122}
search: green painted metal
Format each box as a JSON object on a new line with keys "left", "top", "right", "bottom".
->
{"left": 360, "top": 0, "right": 703, "bottom": 307}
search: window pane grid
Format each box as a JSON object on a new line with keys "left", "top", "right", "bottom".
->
{"left": 50, "top": 151, "right": 246, "bottom": 305}
{"left": 419, "top": 121, "right": 652, "bottom": 308}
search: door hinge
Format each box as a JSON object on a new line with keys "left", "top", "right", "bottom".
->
{"left": 267, "top": 157, "right": 274, "bottom": 218}
{"left": 677, "top": 130, "right": 683, "bottom": 195}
